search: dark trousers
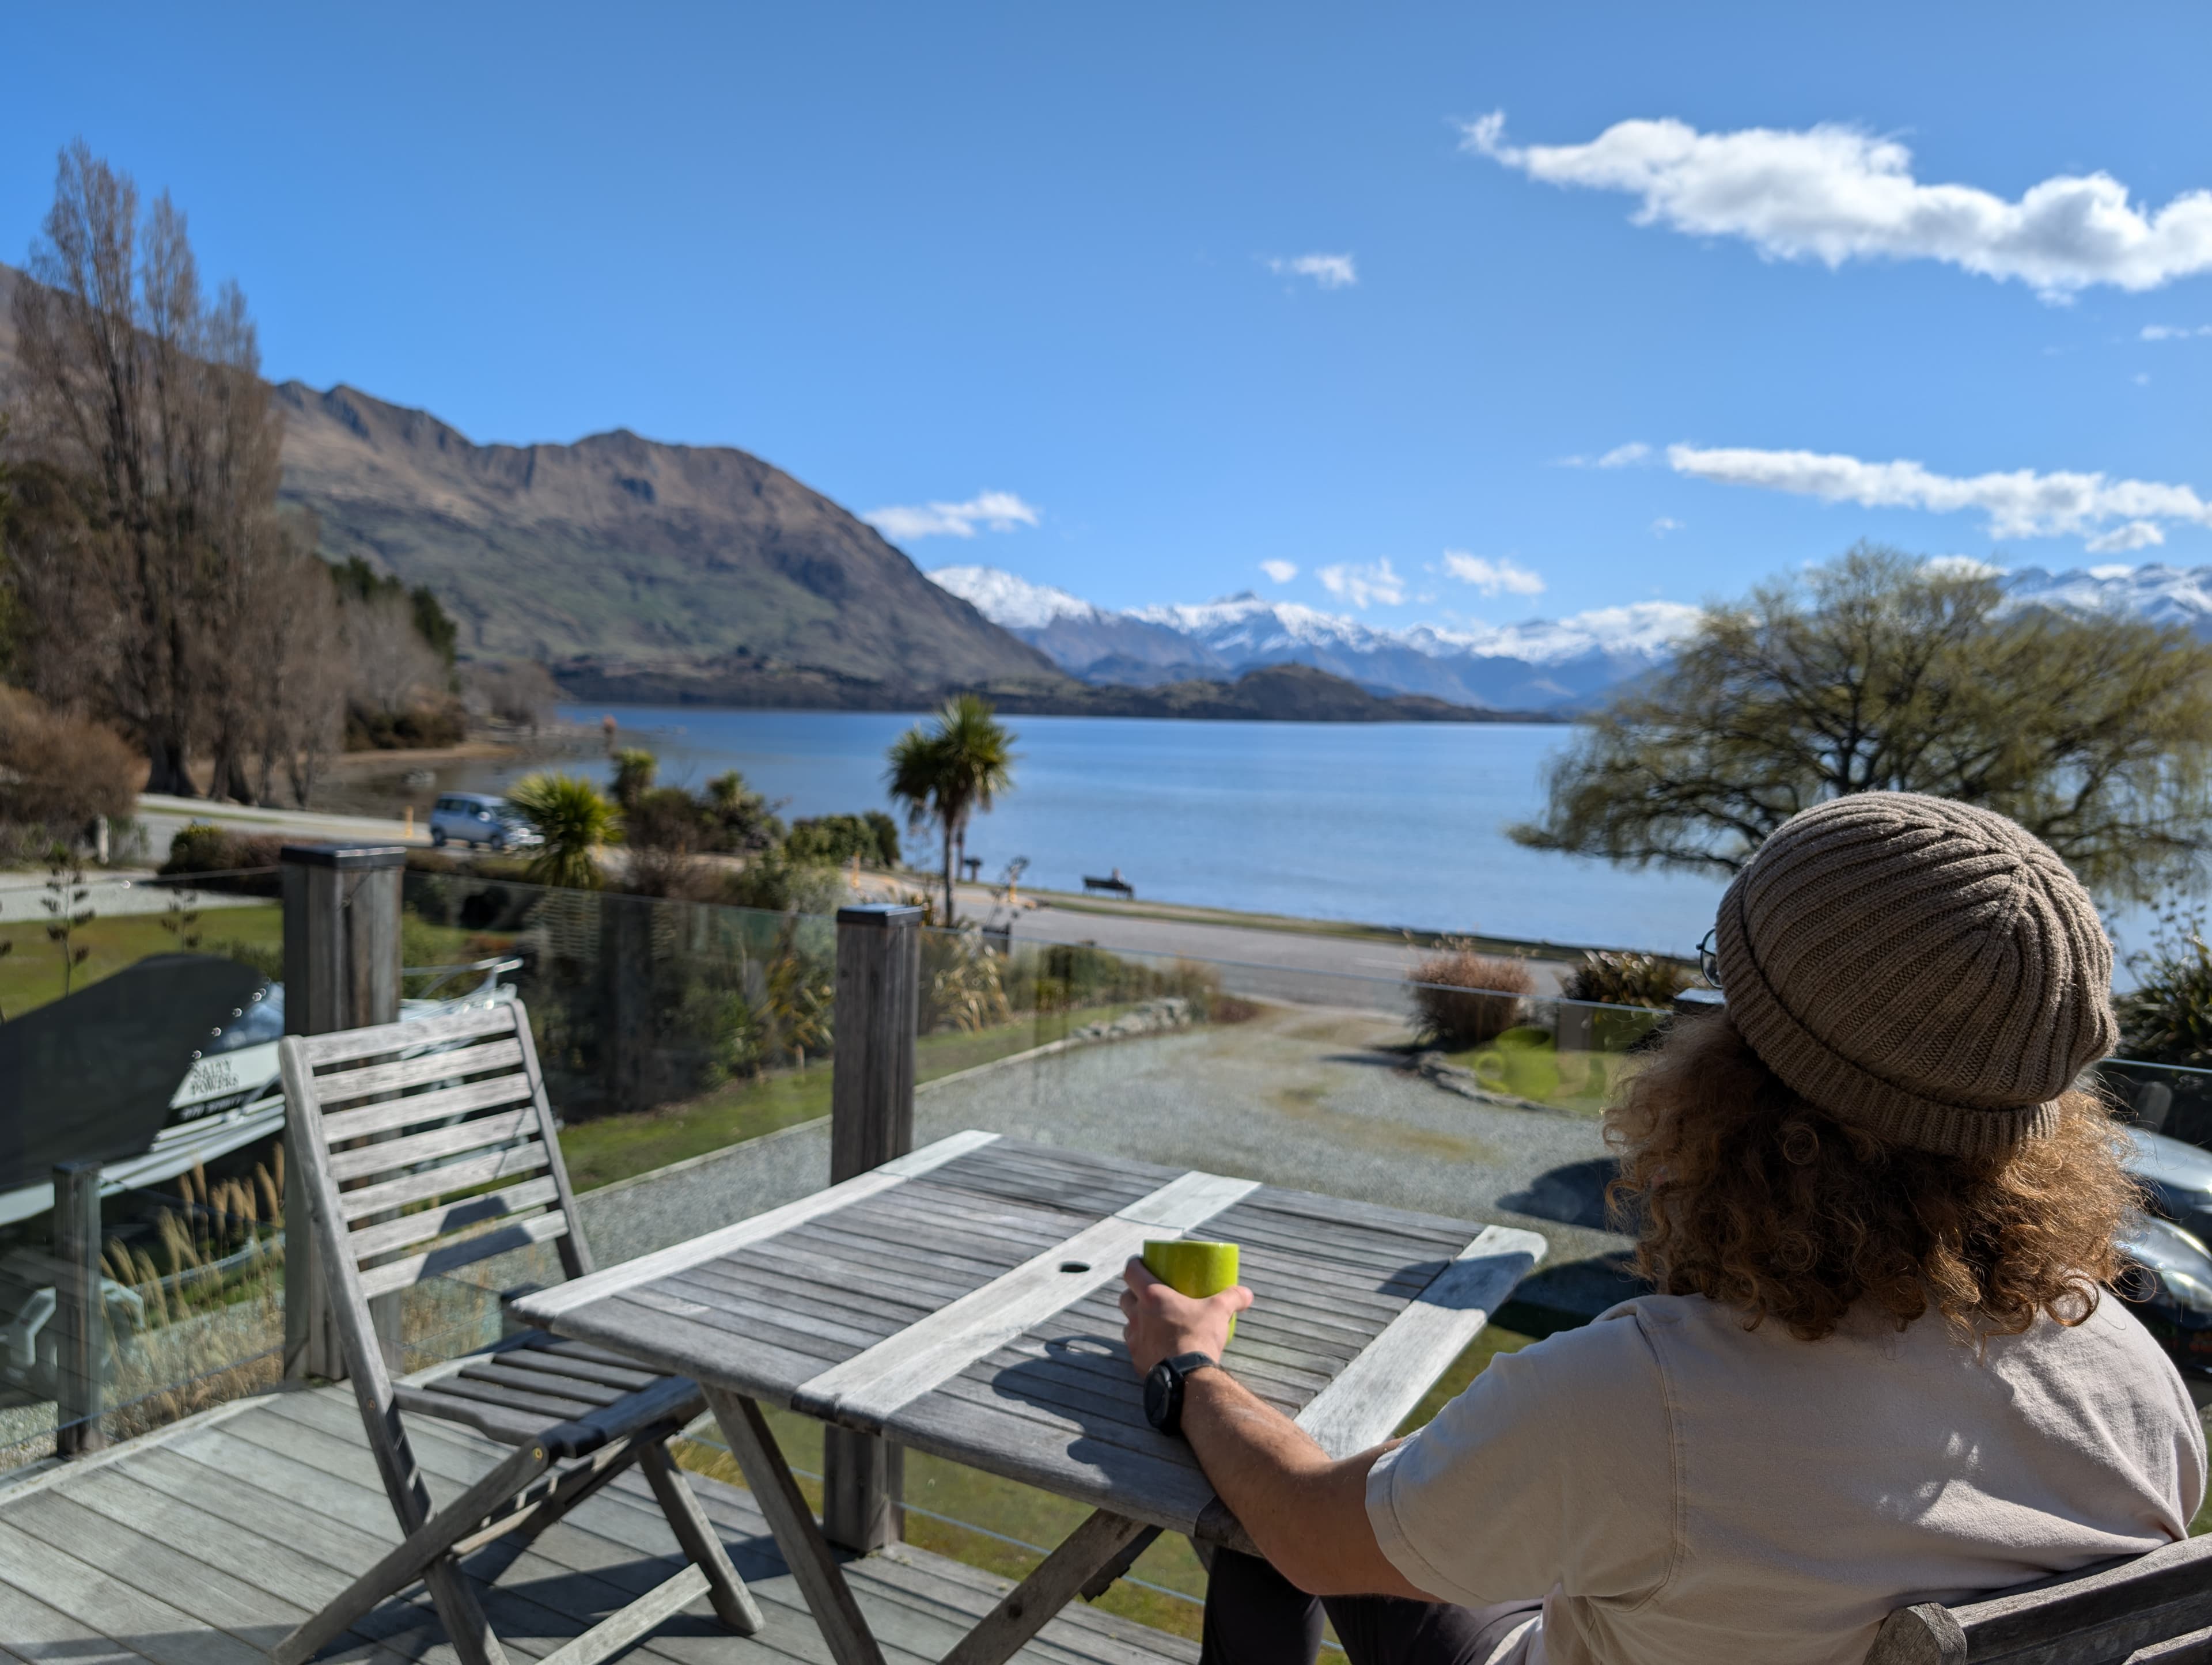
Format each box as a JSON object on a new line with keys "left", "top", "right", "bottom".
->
{"left": 1199, "top": 1550, "right": 1542, "bottom": 1665}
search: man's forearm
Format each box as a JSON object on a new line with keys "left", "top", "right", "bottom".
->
{"left": 1180, "top": 1368, "right": 1427, "bottom": 1598}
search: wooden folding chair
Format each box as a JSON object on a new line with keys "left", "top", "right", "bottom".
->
{"left": 272, "top": 1000, "right": 763, "bottom": 1665}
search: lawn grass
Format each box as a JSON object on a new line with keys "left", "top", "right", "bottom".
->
{"left": 675, "top": 1325, "right": 1540, "bottom": 1644}
{"left": 556, "top": 1007, "right": 1133, "bottom": 1192}
{"left": 0, "top": 902, "right": 283, "bottom": 1017}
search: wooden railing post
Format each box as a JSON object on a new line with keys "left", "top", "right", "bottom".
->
{"left": 281, "top": 843, "right": 406, "bottom": 1382}
{"left": 823, "top": 902, "right": 921, "bottom": 1552}
{"left": 51, "top": 1160, "right": 105, "bottom": 1458}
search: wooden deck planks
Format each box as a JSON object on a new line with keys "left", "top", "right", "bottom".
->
{"left": 0, "top": 1135, "right": 1539, "bottom": 1665}
{"left": 0, "top": 1382, "right": 1188, "bottom": 1665}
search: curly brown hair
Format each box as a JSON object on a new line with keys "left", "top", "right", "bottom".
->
{"left": 1606, "top": 1012, "right": 2139, "bottom": 1341}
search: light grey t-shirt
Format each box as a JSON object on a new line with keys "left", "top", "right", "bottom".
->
{"left": 1366, "top": 1292, "right": 2205, "bottom": 1665}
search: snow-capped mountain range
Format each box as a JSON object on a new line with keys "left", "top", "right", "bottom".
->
{"left": 1998, "top": 564, "right": 2212, "bottom": 632}
{"left": 929, "top": 566, "right": 1702, "bottom": 710}
{"left": 931, "top": 563, "right": 2212, "bottom": 712}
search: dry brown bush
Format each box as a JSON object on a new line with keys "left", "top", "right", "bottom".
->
{"left": 0, "top": 685, "right": 137, "bottom": 829}
{"left": 1407, "top": 942, "right": 1535, "bottom": 1048}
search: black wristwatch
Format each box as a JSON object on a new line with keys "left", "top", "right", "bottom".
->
{"left": 1142, "top": 1351, "right": 1219, "bottom": 1436}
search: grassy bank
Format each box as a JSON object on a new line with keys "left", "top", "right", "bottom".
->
{"left": 0, "top": 903, "right": 282, "bottom": 1016}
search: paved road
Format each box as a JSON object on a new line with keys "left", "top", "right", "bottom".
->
{"left": 1005, "top": 902, "right": 1573, "bottom": 1001}
{"left": 134, "top": 792, "right": 431, "bottom": 860}
{"left": 0, "top": 868, "right": 269, "bottom": 923}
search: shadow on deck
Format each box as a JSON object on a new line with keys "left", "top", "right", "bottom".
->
{"left": 0, "top": 1383, "right": 1195, "bottom": 1665}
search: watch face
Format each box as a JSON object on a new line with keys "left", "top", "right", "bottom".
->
{"left": 1143, "top": 1360, "right": 1175, "bottom": 1431}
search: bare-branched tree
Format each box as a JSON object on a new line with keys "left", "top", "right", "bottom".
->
{"left": 7, "top": 143, "right": 291, "bottom": 796}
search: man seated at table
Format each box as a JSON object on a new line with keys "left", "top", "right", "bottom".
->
{"left": 1120, "top": 793, "right": 2205, "bottom": 1665}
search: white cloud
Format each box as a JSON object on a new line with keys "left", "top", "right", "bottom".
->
{"left": 1559, "top": 441, "right": 1652, "bottom": 467}
{"left": 1463, "top": 110, "right": 2212, "bottom": 299}
{"left": 1438, "top": 552, "right": 1544, "bottom": 597}
{"left": 1266, "top": 253, "right": 1358, "bottom": 290}
{"left": 1665, "top": 442, "right": 2212, "bottom": 544}
{"left": 2086, "top": 520, "right": 2166, "bottom": 554}
{"left": 1316, "top": 559, "right": 1406, "bottom": 608}
{"left": 864, "top": 490, "right": 1041, "bottom": 541}
{"left": 1923, "top": 555, "right": 2006, "bottom": 579}
{"left": 2088, "top": 563, "right": 2139, "bottom": 579}
{"left": 1259, "top": 559, "right": 1298, "bottom": 583}
{"left": 2142, "top": 324, "right": 2212, "bottom": 340}
{"left": 1650, "top": 517, "right": 1685, "bottom": 537}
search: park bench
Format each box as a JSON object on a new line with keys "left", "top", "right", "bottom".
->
{"left": 1865, "top": 1531, "right": 2212, "bottom": 1663}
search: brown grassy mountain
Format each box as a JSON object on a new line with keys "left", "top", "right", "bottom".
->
{"left": 3, "top": 263, "right": 1518, "bottom": 718}
{"left": 0, "top": 261, "right": 1051, "bottom": 691}
{"left": 271, "top": 381, "right": 1058, "bottom": 685}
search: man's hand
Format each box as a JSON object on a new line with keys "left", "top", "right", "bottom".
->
{"left": 1117, "top": 1258, "right": 1431, "bottom": 1599}
{"left": 1119, "top": 1257, "right": 1252, "bottom": 1375}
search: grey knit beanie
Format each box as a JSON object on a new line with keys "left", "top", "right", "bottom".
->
{"left": 1712, "top": 792, "right": 2116, "bottom": 1159}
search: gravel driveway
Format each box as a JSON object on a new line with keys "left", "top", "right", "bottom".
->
{"left": 913, "top": 1001, "right": 1639, "bottom": 1315}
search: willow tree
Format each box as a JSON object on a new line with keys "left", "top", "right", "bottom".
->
{"left": 887, "top": 695, "right": 1017, "bottom": 925}
{"left": 1512, "top": 545, "right": 2212, "bottom": 903}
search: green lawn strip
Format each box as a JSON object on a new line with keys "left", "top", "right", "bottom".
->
{"left": 676, "top": 1325, "right": 1543, "bottom": 1643}
{"left": 0, "top": 904, "right": 283, "bottom": 1017}
{"left": 557, "top": 1007, "right": 1135, "bottom": 1193}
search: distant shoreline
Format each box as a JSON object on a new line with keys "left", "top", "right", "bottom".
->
{"left": 549, "top": 658, "right": 1574, "bottom": 725}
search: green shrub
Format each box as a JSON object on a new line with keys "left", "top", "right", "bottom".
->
{"left": 703, "top": 771, "right": 783, "bottom": 852}
{"left": 1407, "top": 943, "right": 1533, "bottom": 1048}
{"left": 786, "top": 811, "right": 902, "bottom": 868}
{"left": 627, "top": 786, "right": 710, "bottom": 852}
{"left": 719, "top": 847, "right": 846, "bottom": 916}
{"left": 611, "top": 748, "right": 658, "bottom": 811}
{"left": 160, "top": 823, "right": 285, "bottom": 877}
{"left": 1563, "top": 950, "right": 1693, "bottom": 1010}
{"left": 922, "top": 926, "right": 1015, "bottom": 1033}
{"left": 2118, "top": 911, "right": 2212, "bottom": 1067}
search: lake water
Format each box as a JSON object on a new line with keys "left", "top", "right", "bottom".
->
{"left": 494, "top": 706, "right": 1736, "bottom": 953}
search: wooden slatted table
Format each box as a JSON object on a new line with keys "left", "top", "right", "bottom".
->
{"left": 513, "top": 1130, "right": 1546, "bottom": 1665}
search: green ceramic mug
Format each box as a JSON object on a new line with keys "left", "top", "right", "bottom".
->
{"left": 1142, "top": 1238, "right": 1241, "bottom": 1343}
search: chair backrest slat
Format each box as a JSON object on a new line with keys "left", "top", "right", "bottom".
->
{"left": 297, "top": 1003, "right": 516, "bottom": 1068}
{"left": 321, "top": 1072, "right": 535, "bottom": 1144}
{"left": 281, "top": 996, "right": 590, "bottom": 1320}
{"left": 315, "top": 1036, "right": 527, "bottom": 1105}
{"left": 347, "top": 1175, "right": 563, "bottom": 1264}
{"left": 336, "top": 1145, "right": 552, "bottom": 1223}
{"left": 355, "top": 1211, "right": 570, "bottom": 1301}
{"left": 322, "top": 1106, "right": 538, "bottom": 1185}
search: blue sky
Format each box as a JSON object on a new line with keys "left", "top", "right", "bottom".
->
{"left": 6, "top": 3, "right": 2210, "bottom": 631}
